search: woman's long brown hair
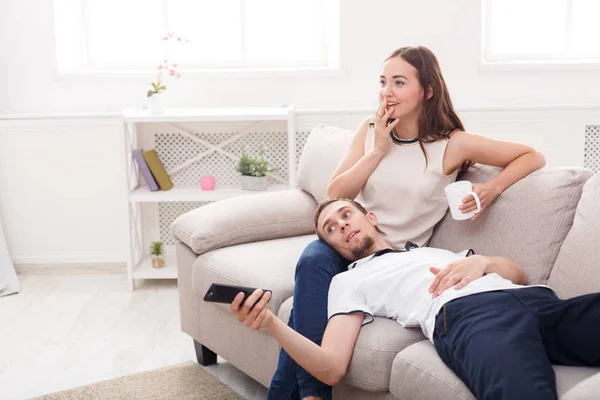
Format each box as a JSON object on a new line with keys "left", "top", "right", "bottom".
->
{"left": 386, "top": 46, "right": 471, "bottom": 173}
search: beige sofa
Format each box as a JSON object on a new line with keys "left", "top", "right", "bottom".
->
{"left": 172, "top": 125, "right": 600, "bottom": 399}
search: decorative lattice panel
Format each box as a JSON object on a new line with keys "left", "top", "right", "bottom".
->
{"left": 296, "top": 130, "right": 311, "bottom": 166}
{"left": 159, "top": 201, "right": 211, "bottom": 245}
{"left": 157, "top": 129, "right": 312, "bottom": 244}
{"left": 156, "top": 131, "right": 283, "bottom": 186}
{"left": 585, "top": 125, "right": 600, "bottom": 173}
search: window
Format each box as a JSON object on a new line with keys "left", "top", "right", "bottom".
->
{"left": 53, "top": 0, "right": 339, "bottom": 73}
{"left": 483, "top": 0, "right": 600, "bottom": 63}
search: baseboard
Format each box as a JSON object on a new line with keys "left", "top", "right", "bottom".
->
{"left": 15, "top": 263, "right": 126, "bottom": 275}
{"left": 10, "top": 253, "right": 127, "bottom": 265}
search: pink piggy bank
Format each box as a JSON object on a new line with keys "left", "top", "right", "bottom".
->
{"left": 199, "top": 175, "right": 216, "bottom": 191}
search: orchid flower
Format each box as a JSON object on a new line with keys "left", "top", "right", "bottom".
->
{"left": 147, "top": 32, "right": 188, "bottom": 97}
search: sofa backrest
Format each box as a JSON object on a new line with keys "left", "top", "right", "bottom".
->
{"left": 429, "top": 165, "right": 593, "bottom": 285}
{"left": 297, "top": 124, "right": 594, "bottom": 286}
{"left": 297, "top": 125, "right": 354, "bottom": 203}
{"left": 547, "top": 171, "right": 600, "bottom": 298}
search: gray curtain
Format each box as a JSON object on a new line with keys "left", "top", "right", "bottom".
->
{"left": 0, "top": 215, "right": 19, "bottom": 296}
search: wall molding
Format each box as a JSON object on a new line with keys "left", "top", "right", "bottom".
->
{"left": 2, "top": 104, "right": 600, "bottom": 122}
{"left": 0, "top": 112, "right": 122, "bottom": 121}
{"left": 4, "top": 107, "right": 597, "bottom": 137}
{"left": 0, "top": 118, "right": 121, "bottom": 132}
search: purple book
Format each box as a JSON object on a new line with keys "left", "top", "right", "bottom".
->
{"left": 133, "top": 149, "right": 159, "bottom": 191}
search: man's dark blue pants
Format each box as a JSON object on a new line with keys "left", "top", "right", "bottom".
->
{"left": 433, "top": 287, "right": 600, "bottom": 400}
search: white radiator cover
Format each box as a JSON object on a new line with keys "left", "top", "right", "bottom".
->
{"left": 156, "top": 129, "right": 312, "bottom": 245}
{"left": 585, "top": 125, "right": 600, "bottom": 173}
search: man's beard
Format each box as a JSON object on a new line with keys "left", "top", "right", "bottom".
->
{"left": 350, "top": 235, "right": 375, "bottom": 259}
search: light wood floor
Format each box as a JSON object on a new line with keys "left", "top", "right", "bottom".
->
{"left": 0, "top": 268, "right": 267, "bottom": 400}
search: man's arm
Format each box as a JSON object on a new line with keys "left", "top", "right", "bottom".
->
{"left": 429, "top": 255, "right": 528, "bottom": 298}
{"left": 485, "top": 256, "right": 528, "bottom": 285}
{"left": 231, "top": 290, "right": 363, "bottom": 386}
{"left": 267, "top": 312, "right": 363, "bottom": 385}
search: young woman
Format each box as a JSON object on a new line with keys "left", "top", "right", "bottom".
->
{"left": 269, "top": 46, "right": 546, "bottom": 400}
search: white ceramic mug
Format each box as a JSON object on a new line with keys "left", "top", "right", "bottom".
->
{"left": 444, "top": 181, "right": 481, "bottom": 220}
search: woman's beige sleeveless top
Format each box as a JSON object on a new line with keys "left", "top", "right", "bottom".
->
{"left": 356, "top": 124, "right": 459, "bottom": 248}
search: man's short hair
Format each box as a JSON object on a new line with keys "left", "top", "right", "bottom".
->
{"left": 314, "top": 197, "right": 369, "bottom": 241}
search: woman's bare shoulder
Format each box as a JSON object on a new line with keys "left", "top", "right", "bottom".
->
{"left": 352, "top": 116, "right": 375, "bottom": 141}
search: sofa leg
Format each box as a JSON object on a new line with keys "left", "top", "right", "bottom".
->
{"left": 193, "top": 339, "right": 217, "bottom": 366}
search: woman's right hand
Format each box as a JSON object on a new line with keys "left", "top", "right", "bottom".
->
{"left": 373, "top": 100, "right": 400, "bottom": 154}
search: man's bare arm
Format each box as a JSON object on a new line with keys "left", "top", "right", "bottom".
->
{"left": 266, "top": 312, "right": 363, "bottom": 385}
{"left": 429, "top": 254, "right": 527, "bottom": 297}
{"left": 231, "top": 290, "right": 363, "bottom": 386}
{"left": 484, "top": 256, "right": 528, "bottom": 285}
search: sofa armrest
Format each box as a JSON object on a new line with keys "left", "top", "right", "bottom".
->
{"left": 171, "top": 189, "right": 317, "bottom": 255}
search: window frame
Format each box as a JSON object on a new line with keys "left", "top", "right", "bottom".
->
{"left": 54, "top": 0, "right": 340, "bottom": 76}
{"left": 481, "top": 0, "right": 600, "bottom": 71}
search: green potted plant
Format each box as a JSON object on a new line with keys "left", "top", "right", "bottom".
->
{"left": 146, "top": 66, "right": 175, "bottom": 115}
{"left": 150, "top": 241, "right": 165, "bottom": 268}
{"left": 235, "top": 149, "right": 278, "bottom": 191}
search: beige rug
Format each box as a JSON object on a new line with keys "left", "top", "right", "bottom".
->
{"left": 31, "top": 361, "right": 245, "bottom": 400}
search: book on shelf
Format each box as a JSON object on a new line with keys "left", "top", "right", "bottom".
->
{"left": 132, "top": 149, "right": 159, "bottom": 191}
{"left": 143, "top": 150, "right": 174, "bottom": 191}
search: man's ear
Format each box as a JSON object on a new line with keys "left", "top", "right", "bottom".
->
{"left": 425, "top": 85, "right": 433, "bottom": 100}
{"left": 367, "top": 212, "right": 378, "bottom": 226}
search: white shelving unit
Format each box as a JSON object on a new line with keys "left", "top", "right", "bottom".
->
{"left": 122, "top": 106, "right": 296, "bottom": 290}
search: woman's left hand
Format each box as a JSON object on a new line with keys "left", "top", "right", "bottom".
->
{"left": 460, "top": 182, "right": 500, "bottom": 220}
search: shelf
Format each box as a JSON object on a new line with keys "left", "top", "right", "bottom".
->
{"left": 123, "top": 104, "right": 296, "bottom": 290}
{"left": 129, "top": 184, "right": 289, "bottom": 202}
{"left": 133, "top": 255, "right": 178, "bottom": 279}
{"left": 123, "top": 106, "right": 293, "bottom": 123}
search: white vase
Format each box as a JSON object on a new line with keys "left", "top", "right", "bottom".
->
{"left": 240, "top": 175, "right": 268, "bottom": 191}
{"left": 148, "top": 92, "right": 167, "bottom": 115}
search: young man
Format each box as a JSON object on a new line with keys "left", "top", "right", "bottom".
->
{"left": 231, "top": 198, "right": 600, "bottom": 400}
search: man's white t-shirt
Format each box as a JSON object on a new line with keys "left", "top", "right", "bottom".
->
{"left": 327, "top": 247, "right": 553, "bottom": 342}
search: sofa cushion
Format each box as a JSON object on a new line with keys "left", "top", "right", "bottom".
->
{"left": 390, "top": 340, "right": 599, "bottom": 400}
{"left": 562, "top": 372, "right": 600, "bottom": 400}
{"left": 172, "top": 189, "right": 316, "bottom": 255}
{"left": 297, "top": 125, "right": 354, "bottom": 203}
{"left": 277, "top": 296, "right": 294, "bottom": 322}
{"left": 429, "top": 165, "right": 593, "bottom": 284}
{"left": 192, "top": 235, "right": 315, "bottom": 314}
{"left": 390, "top": 340, "right": 474, "bottom": 400}
{"left": 333, "top": 384, "right": 398, "bottom": 400}
{"left": 556, "top": 368, "right": 600, "bottom": 399}
{"left": 548, "top": 172, "right": 600, "bottom": 298}
{"left": 344, "top": 319, "right": 426, "bottom": 392}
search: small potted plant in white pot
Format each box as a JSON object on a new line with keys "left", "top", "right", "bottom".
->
{"left": 150, "top": 241, "right": 165, "bottom": 268}
{"left": 146, "top": 32, "right": 188, "bottom": 114}
{"left": 147, "top": 79, "right": 168, "bottom": 114}
{"left": 235, "top": 149, "right": 278, "bottom": 191}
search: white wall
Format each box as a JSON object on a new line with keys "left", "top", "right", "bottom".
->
{"left": 0, "top": 117, "right": 128, "bottom": 264}
{"left": 2, "top": 0, "right": 600, "bottom": 113}
{"left": 0, "top": 0, "right": 599, "bottom": 266}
